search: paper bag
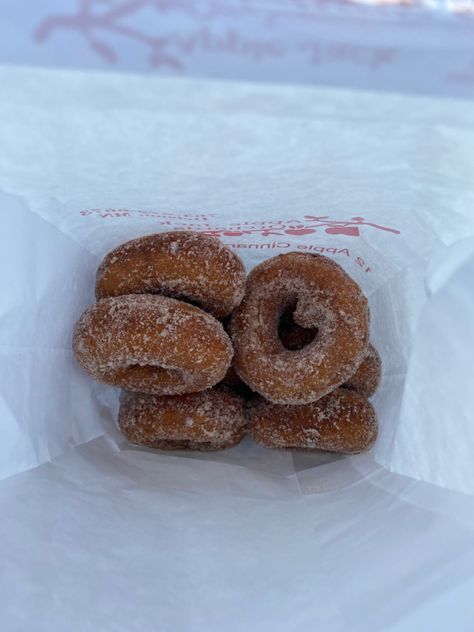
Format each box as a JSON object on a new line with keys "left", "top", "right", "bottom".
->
{"left": 1, "top": 66, "right": 474, "bottom": 631}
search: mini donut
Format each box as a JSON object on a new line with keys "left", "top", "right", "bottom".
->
{"left": 72, "top": 295, "right": 233, "bottom": 394}
{"left": 95, "top": 231, "right": 246, "bottom": 319}
{"left": 118, "top": 387, "right": 247, "bottom": 451}
{"left": 343, "top": 344, "right": 381, "bottom": 398}
{"left": 230, "top": 252, "right": 370, "bottom": 405}
{"left": 249, "top": 388, "right": 377, "bottom": 455}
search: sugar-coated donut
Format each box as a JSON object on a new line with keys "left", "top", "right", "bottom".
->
{"left": 119, "top": 387, "right": 247, "bottom": 451}
{"left": 72, "top": 295, "right": 233, "bottom": 394}
{"left": 343, "top": 344, "right": 381, "bottom": 398}
{"left": 95, "top": 231, "right": 246, "bottom": 319}
{"left": 250, "top": 388, "right": 377, "bottom": 454}
{"left": 231, "top": 252, "right": 370, "bottom": 404}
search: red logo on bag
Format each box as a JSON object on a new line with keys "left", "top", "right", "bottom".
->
{"left": 79, "top": 209, "right": 400, "bottom": 238}
{"left": 34, "top": 0, "right": 402, "bottom": 72}
{"left": 200, "top": 216, "right": 400, "bottom": 238}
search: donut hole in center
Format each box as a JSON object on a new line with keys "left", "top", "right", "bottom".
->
{"left": 278, "top": 302, "right": 318, "bottom": 351}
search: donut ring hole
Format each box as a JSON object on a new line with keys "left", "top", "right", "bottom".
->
{"left": 278, "top": 301, "right": 318, "bottom": 351}
{"left": 254, "top": 288, "right": 337, "bottom": 361}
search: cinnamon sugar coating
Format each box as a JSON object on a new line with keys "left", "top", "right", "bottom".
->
{"left": 250, "top": 388, "right": 377, "bottom": 454}
{"left": 230, "top": 253, "right": 370, "bottom": 405}
{"left": 96, "top": 231, "right": 246, "bottom": 319}
{"left": 73, "top": 295, "right": 233, "bottom": 394}
{"left": 119, "top": 386, "right": 247, "bottom": 451}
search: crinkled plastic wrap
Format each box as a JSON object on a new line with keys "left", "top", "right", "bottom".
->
{"left": 1, "top": 66, "right": 474, "bottom": 630}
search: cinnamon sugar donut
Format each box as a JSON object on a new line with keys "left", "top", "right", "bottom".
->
{"left": 250, "top": 388, "right": 377, "bottom": 454}
{"left": 230, "top": 253, "right": 370, "bottom": 405}
{"left": 96, "top": 231, "right": 246, "bottom": 319}
{"left": 343, "top": 344, "right": 381, "bottom": 398}
{"left": 73, "top": 295, "right": 233, "bottom": 394}
{"left": 119, "top": 387, "right": 247, "bottom": 451}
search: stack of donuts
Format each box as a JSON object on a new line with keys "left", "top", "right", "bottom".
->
{"left": 73, "top": 231, "right": 380, "bottom": 454}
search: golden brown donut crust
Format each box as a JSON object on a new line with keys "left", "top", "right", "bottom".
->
{"left": 249, "top": 388, "right": 378, "bottom": 454}
{"left": 343, "top": 344, "right": 381, "bottom": 398}
{"left": 72, "top": 295, "right": 233, "bottom": 394}
{"left": 95, "top": 231, "right": 246, "bottom": 319}
{"left": 119, "top": 387, "right": 247, "bottom": 451}
{"left": 230, "top": 252, "right": 370, "bottom": 405}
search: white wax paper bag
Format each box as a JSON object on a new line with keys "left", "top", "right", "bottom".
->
{"left": 0, "top": 191, "right": 117, "bottom": 479}
{"left": 1, "top": 65, "right": 474, "bottom": 490}
{"left": 1, "top": 66, "right": 474, "bottom": 631}
{"left": 2, "top": 435, "right": 474, "bottom": 632}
